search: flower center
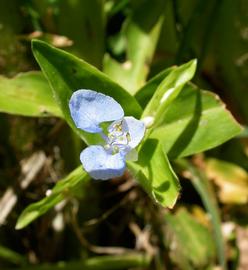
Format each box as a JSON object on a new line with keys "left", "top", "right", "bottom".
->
{"left": 104, "top": 120, "right": 131, "bottom": 154}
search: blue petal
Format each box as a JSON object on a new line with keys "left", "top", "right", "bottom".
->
{"left": 80, "top": 145, "right": 126, "bottom": 180}
{"left": 69, "top": 89, "right": 124, "bottom": 133}
{"left": 123, "top": 117, "right": 145, "bottom": 148}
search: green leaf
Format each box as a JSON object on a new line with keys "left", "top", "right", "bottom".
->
{"left": 212, "top": 1, "right": 248, "bottom": 123}
{"left": 31, "top": 39, "right": 142, "bottom": 145}
{"left": 103, "top": 0, "right": 166, "bottom": 94}
{"left": 16, "top": 166, "right": 89, "bottom": 230}
{"left": 0, "top": 245, "right": 27, "bottom": 265}
{"left": 56, "top": 0, "right": 105, "bottom": 67}
{"left": 27, "top": 0, "right": 104, "bottom": 66}
{"left": 136, "top": 66, "right": 242, "bottom": 157}
{"left": 0, "top": 0, "right": 28, "bottom": 76}
{"left": 165, "top": 209, "right": 216, "bottom": 269}
{"left": 176, "top": 159, "right": 227, "bottom": 270}
{"left": 135, "top": 66, "right": 175, "bottom": 108}
{"left": 0, "top": 72, "right": 62, "bottom": 117}
{"left": 142, "top": 59, "right": 197, "bottom": 128}
{"left": 128, "top": 139, "right": 180, "bottom": 208}
{"left": 150, "top": 84, "right": 242, "bottom": 158}
{"left": 11, "top": 253, "right": 151, "bottom": 270}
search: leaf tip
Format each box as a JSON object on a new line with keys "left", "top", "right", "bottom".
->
{"left": 31, "top": 39, "right": 51, "bottom": 56}
{"left": 167, "top": 194, "right": 180, "bottom": 209}
{"left": 192, "top": 58, "right": 198, "bottom": 65}
{"left": 31, "top": 38, "right": 40, "bottom": 49}
{"left": 15, "top": 220, "right": 24, "bottom": 230}
{"left": 15, "top": 210, "right": 39, "bottom": 230}
{"left": 190, "top": 58, "right": 198, "bottom": 73}
{"left": 31, "top": 38, "right": 45, "bottom": 46}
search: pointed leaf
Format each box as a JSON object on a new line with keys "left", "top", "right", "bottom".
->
{"left": 16, "top": 166, "right": 89, "bottom": 230}
{"left": 135, "top": 66, "right": 175, "bottom": 108}
{"left": 104, "top": 0, "right": 166, "bottom": 94}
{"left": 150, "top": 84, "right": 242, "bottom": 158}
{"left": 128, "top": 140, "right": 180, "bottom": 208}
{"left": 142, "top": 59, "right": 197, "bottom": 128}
{"left": 0, "top": 72, "right": 61, "bottom": 117}
{"left": 31, "top": 40, "right": 142, "bottom": 144}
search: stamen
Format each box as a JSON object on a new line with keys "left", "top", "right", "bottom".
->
{"left": 126, "top": 132, "right": 131, "bottom": 142}
{"left": 104, "top": 120, "right": 131, "bottom": 155}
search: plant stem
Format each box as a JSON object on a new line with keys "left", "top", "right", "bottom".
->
{"left": 6, "top": 253, "right": 151, "bottom": 270}
{"left": 176, "top": 159, "right": 227, "bottom": 270}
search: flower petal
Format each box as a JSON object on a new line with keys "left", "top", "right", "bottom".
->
{"left": 123, "top": 116, "right": 145, "bottom": 148}
{"left": 69, "top": 89, "right": 124, "bottom": 133}
{"left": 80, "top": 145, "right": 126, "bottom": 180}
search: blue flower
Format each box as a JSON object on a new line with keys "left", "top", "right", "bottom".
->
{"left": 69, "top": 89, "right": 145, "bottom": 180}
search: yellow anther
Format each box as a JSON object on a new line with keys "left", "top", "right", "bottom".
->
{"left": 126, "top": 132, "right": 131, "bottom": 143}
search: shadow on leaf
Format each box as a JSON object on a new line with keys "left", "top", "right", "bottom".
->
{"left": 168, "top": 89, "right": 202, "bottom": 158}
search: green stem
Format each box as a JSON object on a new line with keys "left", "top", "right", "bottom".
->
{"left": 0, "top": 245, "right": 27, "bottom": 266}
{"left": 172, "top": 0, "right": 184, "bottom": 41}
{"left": 176, "top": 159, "right": 227, "bottom": 270}
{"left": 198, "top": 0, "right": 223, "bottom": 70}
{"left": 6, "top": 253, "right": 151, "bottom": 270}
{"left": 176, "top": 0, "right": 206, "bottom": 64}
